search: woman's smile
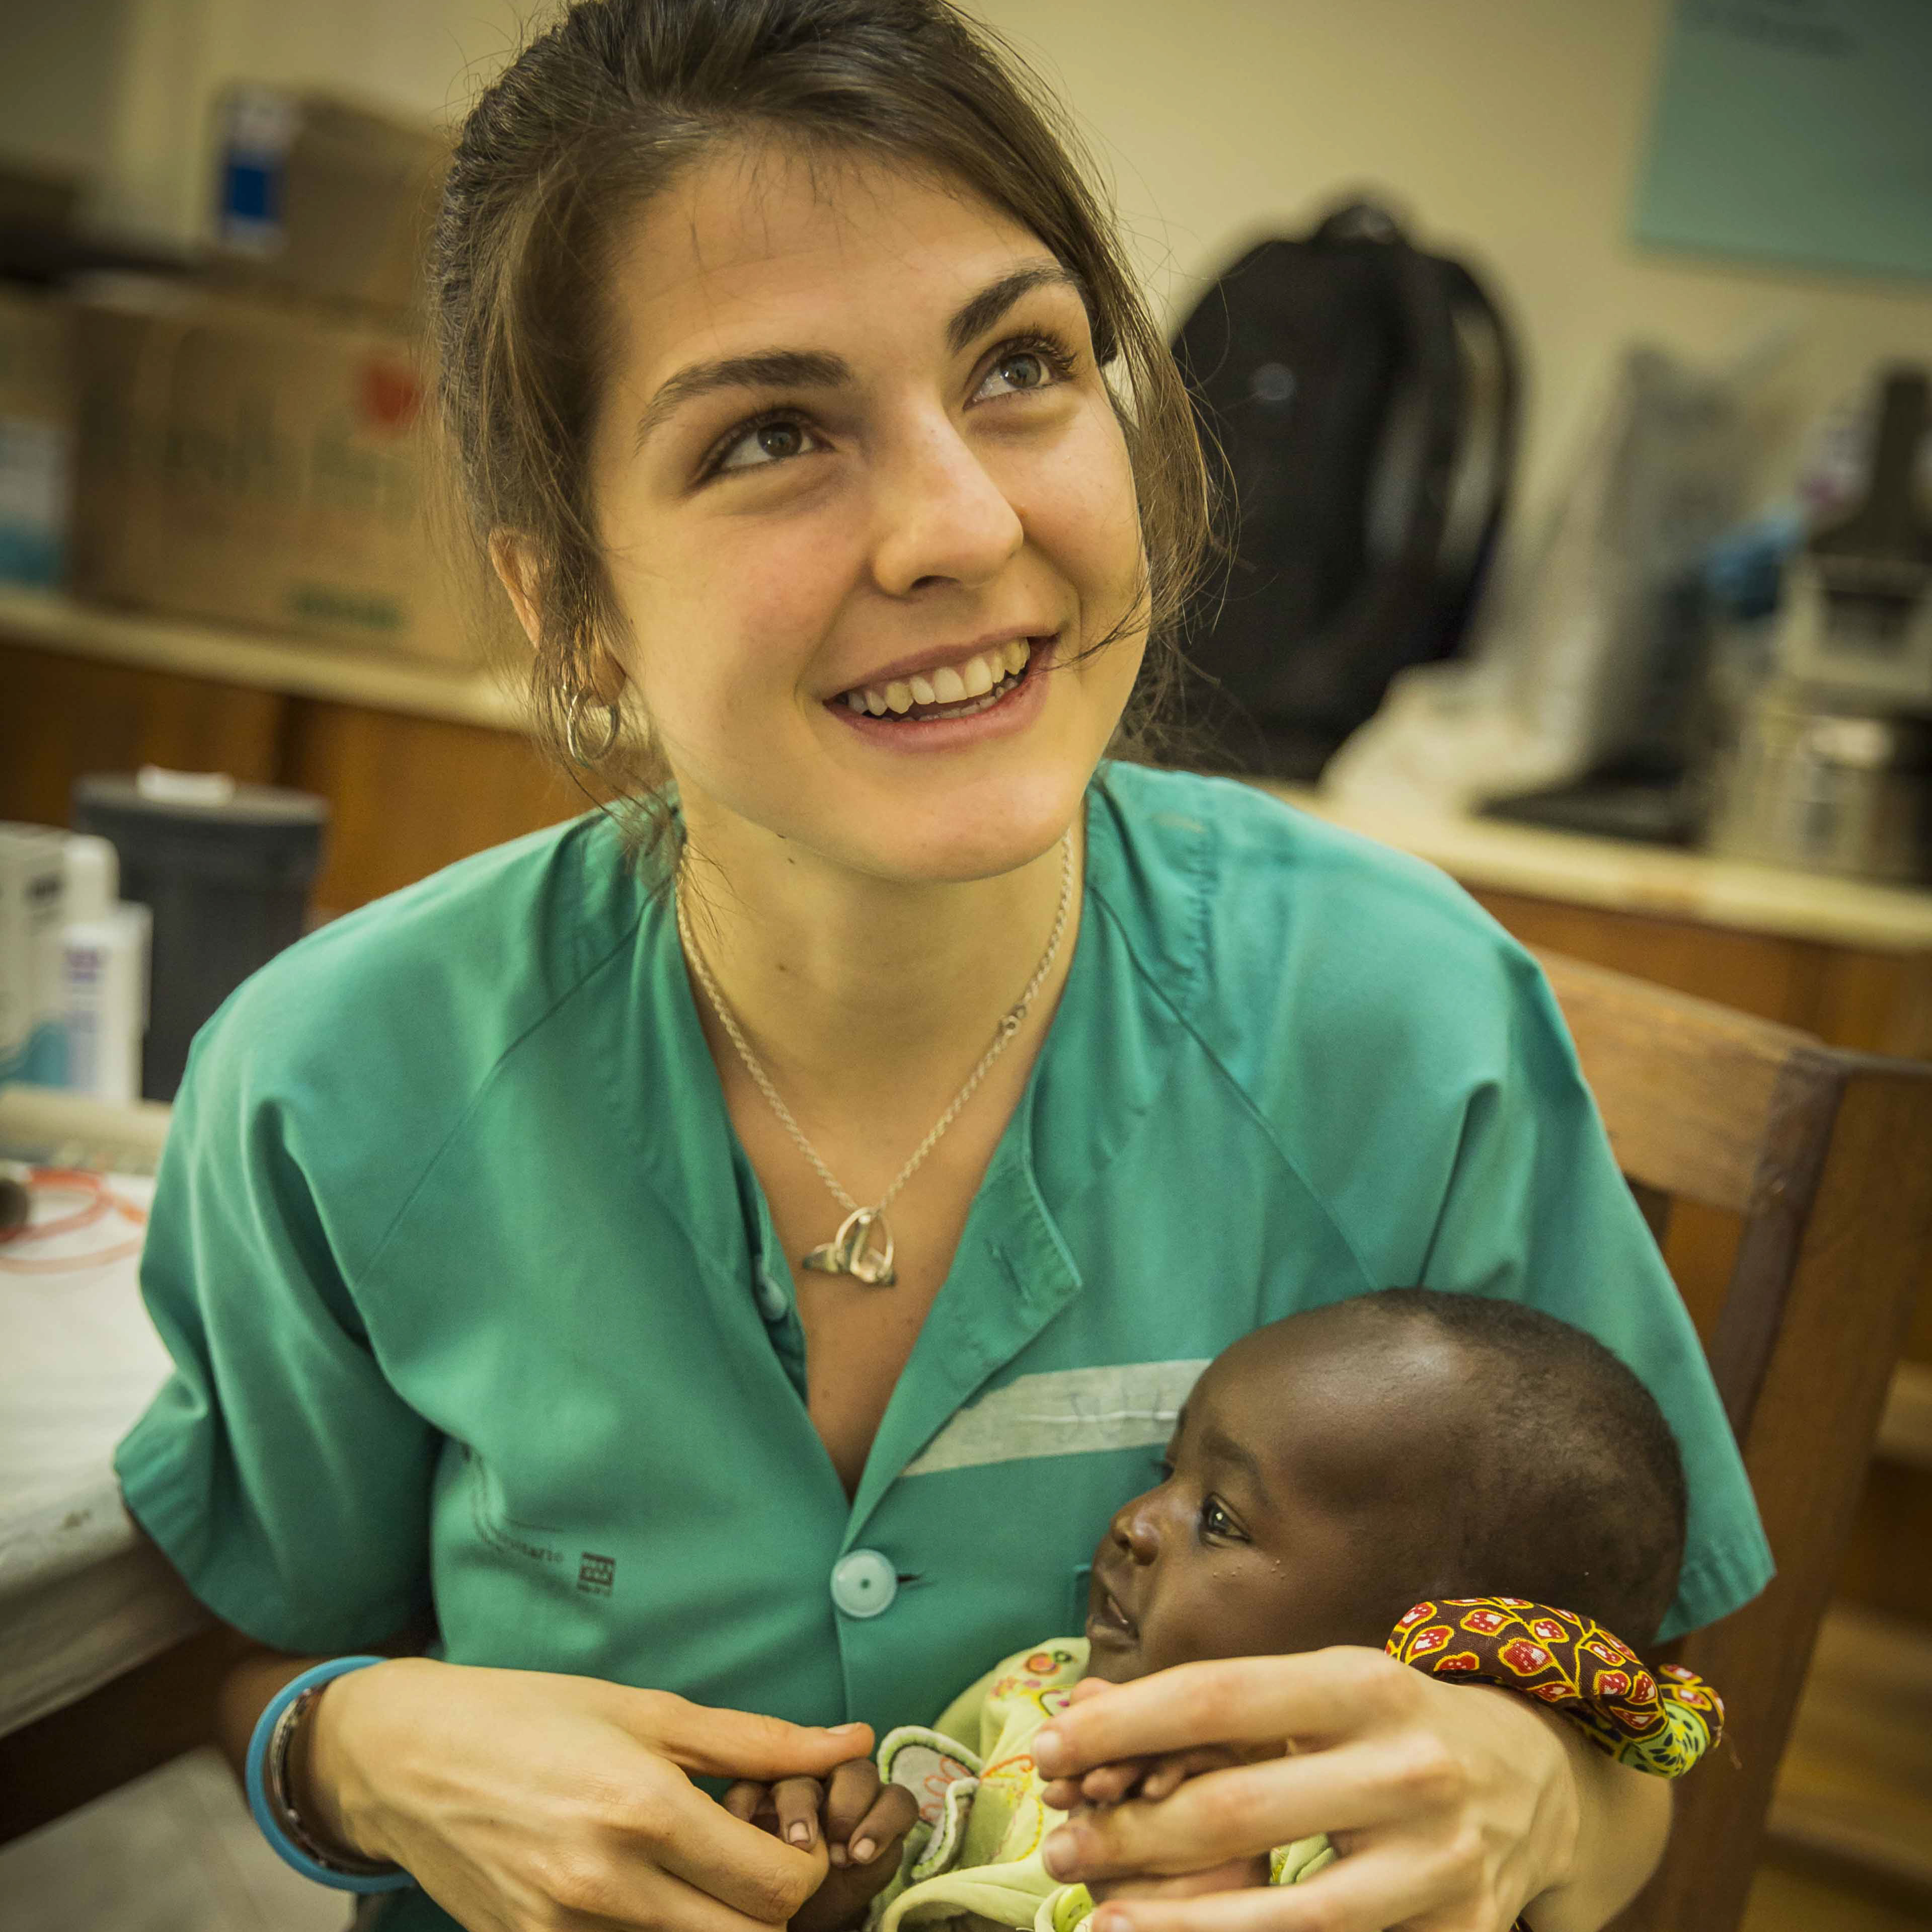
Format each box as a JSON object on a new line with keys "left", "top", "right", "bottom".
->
{"left": 829, "top": 631, "right": 1055, "bottom": 750}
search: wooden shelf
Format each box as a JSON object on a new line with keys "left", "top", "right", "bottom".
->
{"left": 0, "top": 583, "right": 523, "bottom": 730}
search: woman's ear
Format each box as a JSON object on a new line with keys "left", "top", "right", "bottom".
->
{"left": 489, "top": 530, "right": 546, "bottom": 650}
{"left": 489, "top": 529, "right": 630, "bottom": 704}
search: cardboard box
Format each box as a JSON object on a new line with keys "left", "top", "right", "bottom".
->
{"left": 213, "top": 88, "right": 450, "bottom": 321}
{"left": 0, "top": 286, "right": 74, "bottom": 587}
{"left": 68, "top": 281, "right": 477, "bottom": 665}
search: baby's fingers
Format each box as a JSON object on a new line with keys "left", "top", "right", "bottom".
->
{"left": 1042, "top": 1758, "right": 1153, "bottom": 1810}
{"left": 723, "top": 1779, "right": 771, "bottom": 1824}
{"left": 771, "top": 1775, "right": 825, "bottom": 1848}
{"left": 824, "top": 1757, "right": 885, "bottom": 1865}
{"left": 847, "top": 1780, "right": 920, "bottom": 1867}
{"left": 1141, "top": 1746, "right": 1244, "bottom": 1802}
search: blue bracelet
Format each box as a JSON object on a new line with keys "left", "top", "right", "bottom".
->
{"left": 246, "top": 1656, "right": 416, "bottom": 1893}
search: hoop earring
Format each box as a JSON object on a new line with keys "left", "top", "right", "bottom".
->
{"left": 564, "top": 689, "right": 623, "bottom": 766}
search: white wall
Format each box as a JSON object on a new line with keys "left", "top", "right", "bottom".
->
{"left": 0, "top": 0, "right": 532, "bottom": 241}
{"left": 968, "top": 0, "right": 1932, "bottom": 514}
{"left": 5, "top": 0, "right": 1928, "bottom": 515}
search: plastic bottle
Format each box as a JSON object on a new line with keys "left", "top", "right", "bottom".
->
{"left": 60, "top": 834, "right": 151, "bottom": 1105}
{"left": 0, "top": 822, "right": 66, "bottom": 1086}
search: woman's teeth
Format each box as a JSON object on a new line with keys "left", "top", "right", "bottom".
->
{"left": 842, "top": 638, "right": 1033, "bottom": 719}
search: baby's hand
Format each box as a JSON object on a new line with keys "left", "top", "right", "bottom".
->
{"left": 725, "top": 1757, "right": 919, "bottom": 1932}
{"left": 1041, "top": 1740, "right": 1245, "bottom": 1812}
{"left": 1038, "top": 1701, "right": 1271, "bottom": 1907}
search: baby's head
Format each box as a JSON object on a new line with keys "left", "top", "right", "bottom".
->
{"left": 1084, "top": 1291, "right": 1687, "bottom": 1681}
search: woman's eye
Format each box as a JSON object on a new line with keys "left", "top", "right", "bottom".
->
{"left": 714, "top": 417, "right": 816, "bottom": 475}
{"left": 973, "top": 342, "right": 1070, "bottom": 404}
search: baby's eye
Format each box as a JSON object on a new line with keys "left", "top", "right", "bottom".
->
{"left": 1200, "top": 1497, "right": 1244, "bottom": 1541}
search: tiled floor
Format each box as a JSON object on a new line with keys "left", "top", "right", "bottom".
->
{"left": 0, "top": 1746, "right": 350, "bottom": 1932}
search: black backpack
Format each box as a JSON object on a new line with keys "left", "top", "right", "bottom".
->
{"left": 1171, "top": 201, "right": 1520, "bottom": 780}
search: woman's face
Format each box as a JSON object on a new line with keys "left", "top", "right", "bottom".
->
{"left": 585, "top": 142, "right": 1146, "bottom": 884}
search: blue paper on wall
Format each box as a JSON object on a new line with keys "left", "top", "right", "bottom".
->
{"left": 1635, "top": 0, "right": 1932, "bottom": 282}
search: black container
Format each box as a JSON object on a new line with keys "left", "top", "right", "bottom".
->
{"left": 71, "top": 773, "right": 328, "bottom": 1101}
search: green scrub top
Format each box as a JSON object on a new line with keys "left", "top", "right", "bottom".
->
{"left": 117, "top": 764, "right": 1770, "bottom": 1932}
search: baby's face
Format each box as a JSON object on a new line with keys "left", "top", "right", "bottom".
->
{"left": 1084, "top": 1317, "right": 1472, "bottom": 1682}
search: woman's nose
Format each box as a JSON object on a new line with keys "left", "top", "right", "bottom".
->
{"left": 869, "top": 413, "right": 1024, "bottom": 595}
{"left": 1110, "top": 1492, "right": 1161, "bottom": 1566}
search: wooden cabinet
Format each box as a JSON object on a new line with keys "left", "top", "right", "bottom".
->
{"left": 0, "top": 619, "right": 593, "bottom": 918}
{"left": 280, "top": 699, "right": 594, "bottom": 913}
{"left": 1, "top": 643, "right": 285, "bottom": 823}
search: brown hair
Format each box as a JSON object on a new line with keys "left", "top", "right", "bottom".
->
{"left": 431, "top": 0, "right": 1210, "bottom": 858}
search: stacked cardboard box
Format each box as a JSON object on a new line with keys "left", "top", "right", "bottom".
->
{"left": 211, "top": 87, "right": 448, "bottom": 322}
{"left": 0, "top": 286, "right": 74, "bottom": 588}
{"left": 69, "top": 280, "right": 472, "bottom": 665}
{"left": 63, "top": 91, "right": 478, "bottom": 666}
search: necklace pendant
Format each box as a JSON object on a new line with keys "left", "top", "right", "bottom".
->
{"left": 802, "top": 1206, "right": 897, "bottom": 1286}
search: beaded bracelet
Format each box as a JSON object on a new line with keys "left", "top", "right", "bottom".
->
{"left": 1387, "top": 1597, "right": 1725, "bottom": 1778}
{"left": 245, "top": 1657, "right": 417, "bottom": 1893}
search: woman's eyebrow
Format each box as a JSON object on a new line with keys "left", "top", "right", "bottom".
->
{"left": 945, "top": 261, "right": 1086, "bottom": 354}
{"left": 633, "top": 262, "right": 1086, "bottom": 454}
{"left": 634, "top": 348, "right": 849, "bottom": 453}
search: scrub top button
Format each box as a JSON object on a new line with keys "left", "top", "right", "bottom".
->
{"left": 831, "top": 1549, "right": 897, "bottom": 1618}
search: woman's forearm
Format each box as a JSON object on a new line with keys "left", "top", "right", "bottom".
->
{"left": 1528, "top": 1719, "right": 1672, "bottom": 1932}
{"left": 211, "top": 1641, "right": 329, "bottom": 1784}
{"left": 212, "top": 1639, "right": 412, "bottom": 1864}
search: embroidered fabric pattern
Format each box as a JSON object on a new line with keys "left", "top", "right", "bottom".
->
{"left": 1386, "top": 1596, "right": 1725, "bottom": 1778}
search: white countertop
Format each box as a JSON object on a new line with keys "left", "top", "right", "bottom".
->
{"left": 0, "top": 1157, "right": 208, "bottom": 1738}
{"left": 1260, "top": 784, "right": 1932, "bottom": 956}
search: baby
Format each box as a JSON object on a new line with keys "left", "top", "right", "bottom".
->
{"left": 730, "top": 1290, "right": 1695, "bottom": 1932}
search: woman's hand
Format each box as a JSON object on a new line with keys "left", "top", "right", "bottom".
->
{"left": 1032, "top": 1649, "right": 1671, "bottom": 1932}
{"left": 1055, "top": 1740, "right": 1269, "bottom": 1908}
{"left": 724, "top": 1755, "right": 920, "bottom": 1932}
{"left": 301, "top": 1655, "right": 877, "bottom": 1932}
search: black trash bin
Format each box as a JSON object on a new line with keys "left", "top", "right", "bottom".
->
{"left": 72, "top": 771, "right": 328, "bottom": 1101}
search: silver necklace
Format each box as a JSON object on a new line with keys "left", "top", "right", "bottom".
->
{"left": 677, "top": 833, "right": 1075, "bottom": 1286}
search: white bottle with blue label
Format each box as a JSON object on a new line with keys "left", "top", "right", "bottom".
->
{"left": 61, "top": 835, "right": 151, "bottom": 1104}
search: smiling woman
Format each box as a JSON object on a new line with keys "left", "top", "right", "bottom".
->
{"left": 110, "top": 7, "right": 1770, "bottom": 1932}
{"left": 567, "top": 148, "right": 1147, "bottom": 887}
{"left": 430, "top": 10, "right": 1208, "bottom": 864}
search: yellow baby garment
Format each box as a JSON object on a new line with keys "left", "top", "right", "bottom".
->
{"left": 869, "top": 1639, "right": 1333, "bottom": 1932}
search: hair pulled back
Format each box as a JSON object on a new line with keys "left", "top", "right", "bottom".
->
{"left": 431, "top": 0, "right": 1210, "bottom": 844}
